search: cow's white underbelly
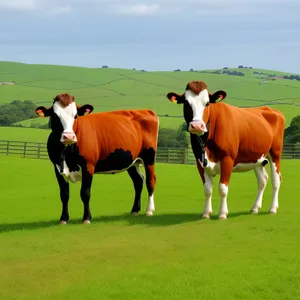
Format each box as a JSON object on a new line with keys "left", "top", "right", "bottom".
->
{"left": 199, "top": 154, "right": 268, "bottom": 176}
{"left": 56, "top": 158, "right": 144, "bottom": 183}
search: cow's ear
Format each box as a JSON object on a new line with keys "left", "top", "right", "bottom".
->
{"left": 209, "top": 90, "right": 227, "bottom": 103}
{"left": 35, "top": 106, "right": 53, "bottom": 117}
{"left": 166, "top": 92, "right": 185, "bottom": 104}
{"left": 77, "top": 104, "right": 94, "bottom": 116}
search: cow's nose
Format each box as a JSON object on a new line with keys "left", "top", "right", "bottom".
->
{"left": 62, "top": 132, "right": 77, "bottom": 144}
{"left": 63, "top": 133, "right": 75, "bottom": 140}
{"left": 189, "top": 121, "right": 207, "bottom": 134}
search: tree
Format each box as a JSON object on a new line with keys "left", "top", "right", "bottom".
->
{"left": 157, "top": 122, "right": 189, "bottom": 148}
{"left": 284, "top": 115, "right": 300, "bottom": 143}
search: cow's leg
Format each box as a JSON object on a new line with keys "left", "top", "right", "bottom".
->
{"left": 144, "top": 164, "right": 156, "bottom": 216}
{"left": 80, "top": 170, "right": 93, "bottom": 224}
{"left": 218, "top": 157, "right": 234, "bottom": 219}
{"left": 127, "top": 162, "right": 144, "bottom": 215}
{"left": 267, "top": 154, "right": 282, "bottom": 214}
{"left": 196, "top": 160, "right": 213, "bottom": 218}
{"left": 251, "top": 166, "right": 269, "bottom": 214}
{"left": 203, "top": 173, "right": 214, "bottom": 218}
{"left": 54, "top": 167, "right": 70, "bottom": 224}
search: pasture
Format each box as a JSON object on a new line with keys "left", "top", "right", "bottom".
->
{"left": 1, "top": 155, "right": 300, "bottom": 300}
{"left": 0, "top": 126, "right": 50, "bottom": 143}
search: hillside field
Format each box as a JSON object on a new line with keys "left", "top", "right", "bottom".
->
{"left": 1, "top": 61, "right": 300, "bottom": 135}
{"left": 1, "top": 155, "right": 300, "bottom": 299}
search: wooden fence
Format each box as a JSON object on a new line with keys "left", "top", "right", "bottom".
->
{"left": 0, "top": 140, "right": 48, "bottom": 160}
{"left": 1, "top": 140, "right": 300, "bottom": 164}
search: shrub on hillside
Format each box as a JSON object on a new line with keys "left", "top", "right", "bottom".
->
{"left": 284, "top": 115, "right": 300, "bottom": 143}
{"left": 158, "top": 122, "right": 189, "bottom": 148}
{"left": 0, "top": 100, "right": 37, "bottom": 126}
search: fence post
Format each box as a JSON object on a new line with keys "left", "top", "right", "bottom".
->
{"left": 183, "top": 148, "right": 187, "bottom": 164}
{"left": 186, "top": 148, "right": 189, "bottom": 164}
{"left": 23, "top": 142, "right": 27, "bottom": 158}
{"left": 37, "top": 143, "right": 41, "bottom": 159}
{"left": 6, "top": 140, "right": 9, "bottom": 155}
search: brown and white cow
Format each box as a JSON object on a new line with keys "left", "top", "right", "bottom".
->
{"left": 35, "top": 94, "right": 158, "bottom": 224}
{"left": 167, "top": 81, "right": 285, "bottom": 219}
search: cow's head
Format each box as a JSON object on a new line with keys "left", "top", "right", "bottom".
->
{"left": 35, "top": 93, "right": 94, "bottom": 144}
{"left": 167, "top": 81, "right": 227, "bottom": 135}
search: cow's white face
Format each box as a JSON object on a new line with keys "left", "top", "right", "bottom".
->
{"left": 184, "top": 89, "right": 210, "bottom": 134}
{"left": 35, "top": 93, "right": 94, "bottom": 145}
{"left": 166, "top": 81, "right": 227, "bottom": 135}
{"left": 53, "top": 101, "right": 78, "bottom": 144}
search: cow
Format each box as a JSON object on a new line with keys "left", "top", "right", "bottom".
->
{"left": 166, "top": 80, "right": 285, "bottom": 219}
{"left": 35, "top": 93, "right": 158, "bottom": 224}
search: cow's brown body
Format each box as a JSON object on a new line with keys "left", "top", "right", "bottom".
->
{"left": 200, "top": 103, "right": 284, "bottom": 172}
{"left": 73, "top": 110, "right": 158, "bottom": 176}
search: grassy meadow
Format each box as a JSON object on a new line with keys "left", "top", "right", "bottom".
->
{"left": 0, "top": 126, "right": 50, "bottom": 142}
{"left": 1, "top": 155, "right": 300, "bottom": 299}
{"left": 1, "top": 61, "right": 300, "bottom": 299}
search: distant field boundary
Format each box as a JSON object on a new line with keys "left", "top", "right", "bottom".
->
{"left": 0, "top": 140, "right": 300, "bottom": 164}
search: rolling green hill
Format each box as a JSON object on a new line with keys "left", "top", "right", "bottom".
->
{"left": 1, "top": 61, "right": 300, "bottom": 139}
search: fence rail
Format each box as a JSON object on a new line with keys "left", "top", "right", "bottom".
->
{"left": 1, "top": 140, "right": 300, "bottom": 164}
{"left": 0, "top": 140, "right": 48, "bottom": 160}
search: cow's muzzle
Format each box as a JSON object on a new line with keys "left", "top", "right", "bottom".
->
{"left": 61, "top": 132, "right": 77, "bottom": 144}
{"left": 188, "top": 121, "right": 207, "bottom": 135}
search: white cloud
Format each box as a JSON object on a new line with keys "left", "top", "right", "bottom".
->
{"left": 0, "top": 0, "right": 299, "bottom": 16}
{"left": 0, "top": 0, "right": 38, "bottom": 10}
{"left": 48, "top": 5, "right": 73, "bottom": 16}
{"left": 111, "top": 4, "right": 160, "bottom": 15}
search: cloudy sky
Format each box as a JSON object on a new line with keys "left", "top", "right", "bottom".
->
{"left": 0, "top": 0, "right": 299, "bottom": 73}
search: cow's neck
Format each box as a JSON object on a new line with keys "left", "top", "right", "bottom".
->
{"left": 190, "top": 133, "right": 208, "bottom": 166}
{"left": 189, "top": 104, "right": 220, "bottom": 166}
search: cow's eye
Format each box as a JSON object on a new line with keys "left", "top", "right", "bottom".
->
{"left": 74, "top": 114, "right": 78, "bottom": 119}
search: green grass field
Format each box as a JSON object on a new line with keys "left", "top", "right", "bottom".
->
{"left": 0, "top": 126, "right": 50, "bottom": 142}
{"left": 1, "top": 155, "right": 300, "bottom": 299}
{"left": 1, "top": 61, "right": 300, "bottom": 132}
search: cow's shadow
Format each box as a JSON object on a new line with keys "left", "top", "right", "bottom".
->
{"left": 0, "top": 210, "right": 270, "bottom": 234}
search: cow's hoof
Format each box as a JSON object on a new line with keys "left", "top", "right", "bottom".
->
{"left": 146, "top": 211, "right": 153, "bottom": 216}
{"left": 269, "top": 210, "right": 277, "bottom": 215}
{"left": 202, "top": 214, "right": 211, "bottom": 219}
{"left": 59, "top": 220, "right": 67, "bottom": 225}
{"left": 131, "top": 212, "right": 139, "bottom": 216}
{"left": 250, "top": 209, "right": 259, "bottom": 214}
{"left": 83, "top": 220, "right": 91, "bottom": 224}
{"left": 218, "top": 215, "right": 227, "bottom": 220}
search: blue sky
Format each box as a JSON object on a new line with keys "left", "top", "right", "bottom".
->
{"left": 0, "top": 0, "right": 300, "bottom": 73}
